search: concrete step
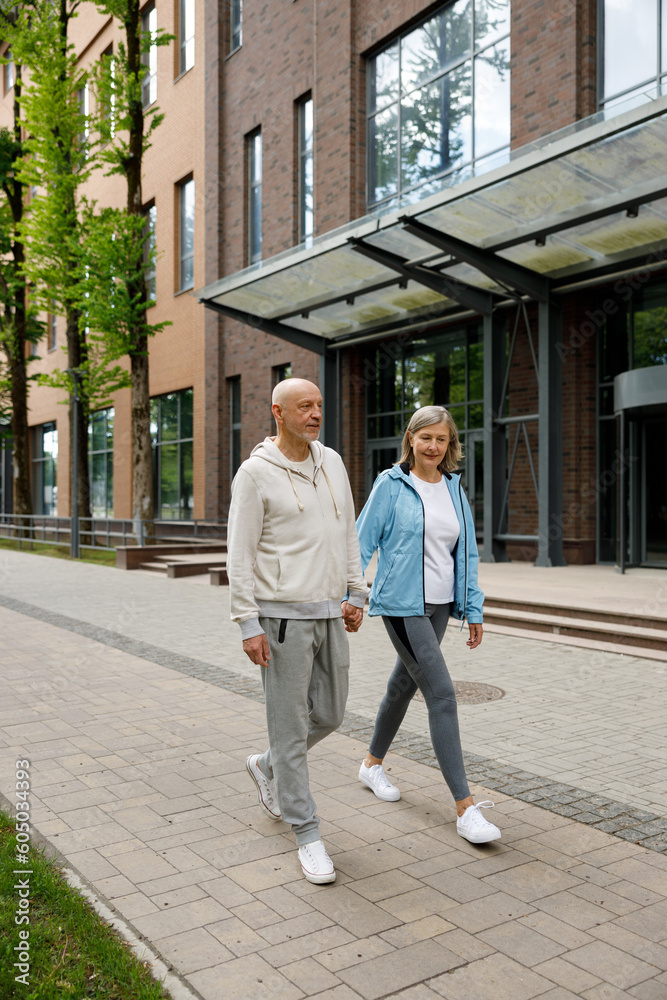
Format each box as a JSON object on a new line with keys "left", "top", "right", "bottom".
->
{"left": 167, "top": 558, "right": 227, "bottom": 579}
{"left": 138, "top": 561, "right": 168, "bottom": 573}
{"left": 483, "top": 605, "right": 667, "bottom": 654}
{"left": 209, "top": 567, "right": 228, "bottom": 586}
{"left": 483, "top": 622, "right": 667, "bottom": 662}
{"left": 484, "top": 597, "right": 667, "bottom": 632}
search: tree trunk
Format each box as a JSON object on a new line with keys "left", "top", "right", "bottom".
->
{"left": 125, "top": 0, "right": 154, "bottom": 541}
{"left": 66, "top": 309, "right": 91, "bottom": 544}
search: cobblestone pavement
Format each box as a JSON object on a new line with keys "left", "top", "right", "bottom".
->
{"left": 2, "top": 584, "right": 667, "bottom": 1000}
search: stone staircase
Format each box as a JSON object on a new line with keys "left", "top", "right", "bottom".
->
{"left": 483, "top": 596, "right": 667, "bottom": 659}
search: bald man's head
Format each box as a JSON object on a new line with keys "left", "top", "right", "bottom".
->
{"left": 271, "top": 378, "right": 320, "bottom": 409}
{"left": 271, "top": 379, "right": 323, "bottom": 446}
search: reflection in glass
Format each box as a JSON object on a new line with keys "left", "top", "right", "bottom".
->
{"left": 603, "top": 0, "right": 657, "bottom": 101}
{"left": 160, "top": 394, "right": 179, "bottom": 442}
{"left": 249, "top": 132, "right": 262, "bottom": 264}
{"left": 401, "top": 0, "right": 471, "bottom": 94}
{"left": 369, "top": 106, "right": 399, "bottom": 203}
{"left": 401, "top": 69, "right": 472, "bottom": 189}
{"left": 475, "top": 0, "right": 511, "bottom": 50}
{"left": 473, "top": 38, "right": 510, "bottom": 159}
{"left": 299, "top": 98, "right": 314, "bottom": 244}
{"left": 370, "top": 43, "right": 399, "bottom": 113}
{"left": 141, "top": 4, "right": 158, "bottom": 108}
{"left": 89, "top": 408, "right": 114, "bottom": 517}
{"left": 179, "top": 178, "right": 195, "bottom": 290}
{"left": 633, "top": 286, "right": 667, "bottom": 369}
{"left": 180, "top": 0, "right": 195, "bottom": 74}
{"left": 151, "top": 389, "right": 194, "bottom": 519}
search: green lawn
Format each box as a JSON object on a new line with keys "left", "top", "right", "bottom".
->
{"left": 0, "top": 538, "right": 116, "bottom": 566}
{"left": 0, "top": 809, "right": 171, "bottom": 1000}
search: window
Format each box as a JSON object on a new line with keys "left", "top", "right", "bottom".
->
{"left": 142, "top": 3, "right": 158, "bottom": 108}
{"left": 602, "top": 0, "right": 667, "bottom": 109}
{"left": 179, "top": 0, "right": 195, "bottom": 74}
{"left": 230, "top": 377, "right": 242, "bottom": 477}
{"left": 48, "top": 310, "right": 57, "bottom": 351}
{"left": 151, "top": 389, "right": 194, "bottom": 519}
{"left": 78, "top": 84, "right": 89, "bottom": 157}
{"left": 143, "top": 203, "right": 157, "bottom": 302}
{"left": 273, "top": 364, "right": 292, "bottom": 385}
{"left": 4, "top": 48, "right": 14, "bottom": 93}
{"left": 248, "top": 131, "right": 262, "bottom": 264}
{"left": 298, "top": 97, "right": 314, "bottom": 245}
{"left": 101, "top": 46, "right": 116, "bottom": 140}
{"left": 32, "top": 423, "right": 58, "bottom": 516}
{"left": 89, "top": 408, "right": 114, "bottom": 517}
{"left": 367, "top": 0, "right": 510, "bottom": 208}
{"left": 178, "top": 178, "right": 195, "bottom": 291}
{"left": 231, "top": 0, "right": 242, "bottom": 52}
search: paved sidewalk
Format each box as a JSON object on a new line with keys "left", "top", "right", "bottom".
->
{"left": 2, "top": 599, "right": 667, "bottom": 1000}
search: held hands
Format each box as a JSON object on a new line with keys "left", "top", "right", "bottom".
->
{"left": 466, "top": 623, "right": 483, "bottom": 649}
{"left": 342, "top": 601, "right": 363, "bottom": 633}
{"left": 243, "top": 634, "right": 271, "bottom": 667}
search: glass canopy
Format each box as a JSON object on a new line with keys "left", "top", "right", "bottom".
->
{"left": 198, "top": 95, "right": 667, "bottom": 348}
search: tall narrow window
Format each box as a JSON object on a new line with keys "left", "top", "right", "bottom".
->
{"left": 77, "top": 84, "right": 89, "bottom": 157}
{"left": 32, "top": 423, "right": 58, "bottom": 516}
{"left": 231, "top": 0, "right": 242, "bottom": 52}
{"left": 248, "top": 131, "right": 262, "bottom": 264}
{"left": 101, "top": 46, "right": 116, "bottom": 140}
{"left": 602, "top": 0, "right": 667, "bottom": 109}
{"left": 4, "top": 48, "right": 14, "bottom": 92}
{"left": 179, "top": 0, "right": 195, "bottom": 74}
{"left": 143, "top": 203, "right": 157, "bottom": 302}
{"left": 48, "top": 310, "right": 57, "bottom": 351}
{"left": 273, "top": 364, "right": 292, "bottom": 385}
{"left": 89, "top": 408, "right": 114, "bottom": 518}
{"left": 230, "top": 377, "right": 242, "bottom": 478}
{"left": 142, "top": 3, "right": 158, "bottom": 108}
{"left": 298, "top": 96, "right": 314, "bottom": 245}
{"left": 178, "top": 178, "right": 195, "bottom": 291}
{"left": 150, "top": 389, "right": 194, "bottom": 519}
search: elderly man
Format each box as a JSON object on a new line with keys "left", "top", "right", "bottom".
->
{"left": 227, "top": 378, "right": 368, "bottom": 883}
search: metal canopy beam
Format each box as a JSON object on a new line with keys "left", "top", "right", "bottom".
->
{"left": 399, "top": 216, "right": 552, "bottom": 302}
{"left": 201, "top": 298, "right": 330, "bottom": 357}
{"left": 348, "top": 237, "right": 495, "bottom": 316}
{"left": 536, "top": 299, "right": 566, "bottom": 567}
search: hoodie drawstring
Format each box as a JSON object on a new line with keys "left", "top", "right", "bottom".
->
{"left": 287, "top": 469, "right": 305, "bottom": 511}
{"left": 321, "top": 466, "right": 341, "bottom": 517}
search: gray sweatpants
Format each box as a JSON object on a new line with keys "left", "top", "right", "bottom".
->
{"left": 257, "top": 616, "right": 349, "bottom": 846}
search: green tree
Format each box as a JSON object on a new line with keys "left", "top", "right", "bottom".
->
{"left": 88, "top": 0, "right": 171, "bottom": 539}
{"left": 0, "top": 31, "right": 42, "bottom": 519}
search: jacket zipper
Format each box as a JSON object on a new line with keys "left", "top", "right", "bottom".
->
{"left": 458, "top": 477, "right": 467, "bottom": 622}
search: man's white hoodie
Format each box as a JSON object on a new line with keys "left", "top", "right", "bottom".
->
{"left": 228, "top": 437, "right": 369, "bottom": 639}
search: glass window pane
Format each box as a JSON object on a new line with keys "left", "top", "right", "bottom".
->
{"left": 150, "top": 399, "right": 159, "bottom": 439}
{"left": 468, "top": 402, "right": 484, "bottom": 428}
{"left": 180, "top": 0, "right": 195, "bottom": 73}
{"left": 474, "top": 0, "right": 510, "bottom": 51}
{"left": 91, "top": 411, "right": 106, "bottom": 451}
{"left": 604, "top": 0, "right": 657, "bottom": 100}
{"left": 633, "top": 288, "right": 667, "bottom": 369}
{"left": 369, "top": 106, "right": 399, "bottom": 203}
{"left": 160, "top": 394, "right": 179, "bottom": 442}
{"left": 473, "top": 37, "right": 510, "bottom": 159}
{"left": 231, "top": 0, "right": 242, "bottom": 50}
{"left": 468, "top": 334, "right": 483, "bottom": 399}
{"left": 401, "top": 67, "right": 472, "bottom": 190}
{"left": 180, "top": 387, "right": 193, "bottom": 439}
{"left": 180, "top": 179, "right": 195, "bottom": 289}
{"left": 663, "top": 0, "right": 667, "bottom": 75}
{"left": 107, "top": 450, "right": 114, "bottom": 514}
{"left": 369, "top": 43, "right": 399, "bottom": 113}
{"left": 447, "top": 404, "right": 466, "bottom": 429}
{"left": 180, "top": 440, "right": 193, "bottom": 516}
{"left": 43, "top": 427, "right": 58, "bottom": 461}
{"left": 401, "top": 2, "right": 471, "bottom": 95}
{"left": 159, "top": 443, "right": 179, "bottom": 517}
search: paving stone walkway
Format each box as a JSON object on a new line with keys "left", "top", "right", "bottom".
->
{"left": 1, "top": 551, "right": 667, "bottom": 998}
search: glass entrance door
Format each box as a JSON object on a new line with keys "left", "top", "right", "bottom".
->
{"left": 643, "top": 417, "right": 667, "bottom": 565}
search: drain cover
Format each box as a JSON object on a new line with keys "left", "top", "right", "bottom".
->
{"left": 415, "top": 681, "right": 505, "bottom": 705}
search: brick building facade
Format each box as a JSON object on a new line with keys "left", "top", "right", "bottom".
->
{"left": 2, "top": 0, "right": 666, "bottom": 568}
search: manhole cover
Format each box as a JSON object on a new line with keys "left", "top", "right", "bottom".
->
{"left": 415, "top": 681, "right": 505, "bottom": 705}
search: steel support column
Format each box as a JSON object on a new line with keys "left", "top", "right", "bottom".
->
{"left": 536, "top": 299, "right": 566, "bottom": 566}
{"left": 482, "top": 311, "right": 509, "bottom": 563}
{"left": 319, "top": 351, "right": 339, "bottom": 451}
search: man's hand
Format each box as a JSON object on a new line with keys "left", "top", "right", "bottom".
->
{"left": 342, "top": 602, "right": 363, "bottom": 633}
{"left": 243, "top": 634, "right": 271, "bottom": 667}
{"left": 466, "top": 623, "right": 483, "bottom": 649}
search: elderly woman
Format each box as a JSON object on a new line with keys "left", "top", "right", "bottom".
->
{"left": 355, "top": 405, "right": 500, "bottom": 844}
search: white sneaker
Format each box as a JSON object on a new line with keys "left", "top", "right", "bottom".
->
{"left": 358, "top": 761, "right": 401, "bottom": 802}
{"left": 246, "top": 755, "right": 281, "bottom": 820}
{"left": 298, "top": 840, "right": 336, "bottom": 884}
{"left": 457, "top": 801, "right": 501, "bottom": 844}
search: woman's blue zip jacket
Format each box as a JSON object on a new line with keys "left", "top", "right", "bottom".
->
{"left": 356, "top": 462, "right": 484, "bottom": 623}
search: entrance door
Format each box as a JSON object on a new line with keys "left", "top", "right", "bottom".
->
{"left": 366, "top": 440, "right": 401, "bottom": 494}
{"left": 643, "top": 417, "right": 667, "bottom": 565}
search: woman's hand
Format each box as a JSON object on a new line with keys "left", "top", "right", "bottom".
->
{"left": 466, "top": 623, "right": 483, "bottom": 649}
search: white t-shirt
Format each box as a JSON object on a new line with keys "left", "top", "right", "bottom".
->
{"left": 291, "top": 453, "right": 315, "bottom": 478}
{"left": 410, "top": 473, "right": 460, "bottom": 604}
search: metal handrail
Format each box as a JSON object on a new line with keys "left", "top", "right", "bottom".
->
{"left": 0, "top": 513, "right": 227, "bottom": 553}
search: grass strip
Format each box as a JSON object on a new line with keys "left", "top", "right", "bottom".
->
{"left": 0, "top": 538, "right": 116, "bottom": 566}
{"left": 0, "top": 809, "right": 171, "bottom": 1000}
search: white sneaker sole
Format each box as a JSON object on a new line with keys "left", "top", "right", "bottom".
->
{"left": 300, "top": 865, "right": 336, "bottom": 884}
{"left": 457, "top": 826, "right": 501, "bottom": 844}
{"left": 358, "top": 770, "right": 401, "bottom": 802}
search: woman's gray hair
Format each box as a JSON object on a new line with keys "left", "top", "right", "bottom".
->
{"left": 397, "top": 405, "right": 463, "bottom": 475}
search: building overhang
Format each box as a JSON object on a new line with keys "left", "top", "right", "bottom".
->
{"left": 198, "top": 95, "right": 667, "bottom": 352}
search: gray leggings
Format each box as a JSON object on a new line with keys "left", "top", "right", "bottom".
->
{"left": 369, "top": 603, "right": 470, "bottom": 802}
